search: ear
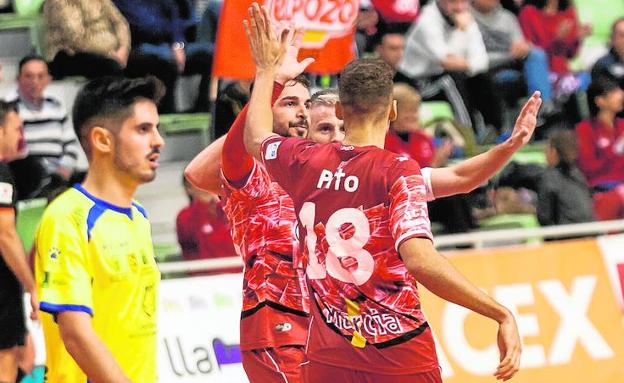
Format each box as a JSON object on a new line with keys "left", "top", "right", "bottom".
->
{"left": 389, "top": 99, "right": 398, "bottom": 122}
{"left": 335, "top": 101, "right": 344, "bottom": 120}
{"left": 91, "top": 126, "right": 113, "bottom": 155}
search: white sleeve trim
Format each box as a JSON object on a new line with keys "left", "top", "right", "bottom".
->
{"left": 421, "top": 167, "right": 435, "bottom": 202}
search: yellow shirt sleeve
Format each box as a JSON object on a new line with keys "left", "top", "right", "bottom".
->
{"left": 36, "top": 211, "right": 93, "bottom": 315}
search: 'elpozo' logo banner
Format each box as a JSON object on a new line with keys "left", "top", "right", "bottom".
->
{"left": 265, "top": 0, "right": 359, "bottom": 49}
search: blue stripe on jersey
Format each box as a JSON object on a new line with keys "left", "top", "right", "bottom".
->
{"left": 86, "top": 203, "right": 107, "bottom": 241}
{"left": 40, "top": 302, "right": 94, "bottom": 316}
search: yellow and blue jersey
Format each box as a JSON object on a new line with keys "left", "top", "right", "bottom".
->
{"left": 35, "top": 184, "right": 159, "bottom": 383}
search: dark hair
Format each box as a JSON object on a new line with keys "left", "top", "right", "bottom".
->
{"left": 249, "top": 74, "right": 310, "bottom": 95}
{"left": 339, "top": 58, "right": 394, "bottom": 118}
{"left": 0, "top": 101, "right": 18, "bottom": 125}
{"left": 72, "top": 76, "right": 165, "bottom": 156}
{"left": 18, "top": 54, "right": 47, "bottom": 75}
{"left": 548, "top": 129, "right": 577, "bottom": 172}
{"left": 525, "top": 0, "right": 569, "bottom": 11}
{"left": 587, "top": 76, "right": 620, "bottom": 117}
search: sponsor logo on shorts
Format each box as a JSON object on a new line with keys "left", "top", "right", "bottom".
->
{"left": 275, "top": 322, "right": 292, "bottom": 332}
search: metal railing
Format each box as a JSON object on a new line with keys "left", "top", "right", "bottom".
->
{"left": 158, "top": 219, "right": 624, "bottom": 274}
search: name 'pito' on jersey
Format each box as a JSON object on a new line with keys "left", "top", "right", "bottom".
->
{"left": 316, "top": 164, "right": 360, "bottom": 192}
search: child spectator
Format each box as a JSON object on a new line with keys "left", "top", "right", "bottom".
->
{"left": 537, "top": 129, "right": 594, "bottom": 225}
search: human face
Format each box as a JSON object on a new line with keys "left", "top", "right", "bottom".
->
{"left": 377, "top": 34, "right": 405, "bottom": 69}
{"left": 308, "top": 104, "right": 345, "bottom": 144}
{"left": 112, "top": 100, "right": 164, "bottom": 184}
{"left": 472, "top": 0, "right": 500, "bottom": 13}
{"left": 272, "top": 82, "right": 311, "bottom": 137}
{"left": 17, "top": 59, "right": 50, "bottom": 104}
{"left": 612, "top": 19, "right": 624, "bottom": 59}
{"left": 0, "top": 111, "right": 23, "bottom": 161}
{"left": 392, "top": 107, "right": 420, "bottom": 133}
{"left": 438, "top": 0, "right": 470, "bottom": 16}
{"left": 597, "top": 87, "right": 624, "bottom": 114}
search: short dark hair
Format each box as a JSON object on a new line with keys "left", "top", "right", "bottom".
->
{"left": 548, "top": 129, "right": 578, "bottom": 170}
{"left": 250, "top": 74, "right": 310, "bottom": 94}
{"left": 339, "top": 58, "right": 394, "bottom": 118}
{"left": 587, "top": 76, "right": 620, "bottom": 117}
{"left": 18, "top": 54, "right": 47, "bottom": 75}
{"left": 0, "top": 101, "right": 18, "bottom": 125}
{"left": 525, "top": 0, "right": 569, "bottom": 10}
{"left": 72, "top": 76, "right": 165, "bottom": 156}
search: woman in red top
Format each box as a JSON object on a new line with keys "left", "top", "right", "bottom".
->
{"left": 575, "top": 77, "right": 624, "bottom": 219}
{"left": 519, "top": 0, "right": 591, "bottom": 97}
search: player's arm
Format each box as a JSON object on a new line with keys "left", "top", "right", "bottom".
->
{"left": 243, "top": 5, "right": 313, "bottom": 160}
{"left": 57, "top": 311, "right": 131, "bottom": 383}
{"left": 0, "top": 208, "right": 38, "bottom": 319}
{"left": 429, "top": 92, "right": 542, "bottom": 198}
{"left": 399, "top": 239, "right": 520, "bottom": 381}
{"left": 184, "top": 135, "right": 226, "bottom": 194}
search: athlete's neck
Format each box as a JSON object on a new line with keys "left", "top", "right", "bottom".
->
{"left": 342, "top": 122, "right": 389, "bottom": 149}
{"left": 81, "top": 163, "right": 138, "bottom": 208}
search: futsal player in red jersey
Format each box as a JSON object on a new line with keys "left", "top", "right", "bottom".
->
{"left": 243, "top": 4, "right": 542, "bottom": 381}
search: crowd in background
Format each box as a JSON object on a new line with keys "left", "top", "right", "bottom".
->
{"left": 1, "top": 0, "right": 624, "bottom": 268}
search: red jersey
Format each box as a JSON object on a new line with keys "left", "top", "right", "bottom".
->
{"left": 385, "top": 130, "right": 435, "bottom": 167}
{"left": 220, "top": 160, "right": 309, "bottom": 351}
{"left": 518, "top": 5, "right": 581, "bottom": 74}
{"left": 176, "top": 199, "right": 239, "bottom": 274}
{"left": 576, "top": 118, "right": 624, "bottom": 188}
{"left": 261, "top": 136, "right": 439, "bottom": 375}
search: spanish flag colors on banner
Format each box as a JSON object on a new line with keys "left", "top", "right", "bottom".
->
{"left": 213, "top": 0, "right": 359, "bottom": 79}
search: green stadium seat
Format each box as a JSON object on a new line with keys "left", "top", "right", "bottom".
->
{"left": 159, "top": 113, "right": 211, "bottom": 143}
{"left": 15, "top": 198, "right": 47, "bottom": 254}
{"left": 153, "top": 242, "right": 181, "bottom": 263}
{"left": 419, "top": 101, "right": 454, "bottom": 127}
{"left": 479, "top": 213, "right": 542, "bottom": 244}
{"left": 14, "top": 0, "right": 45, "bottom": 16}
{"left": 0, "top": 13, "right": 43, "bottom": 55}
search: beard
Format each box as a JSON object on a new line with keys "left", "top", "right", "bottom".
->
{"left": 113, "top": 148, "right": 157, "bottom": 184}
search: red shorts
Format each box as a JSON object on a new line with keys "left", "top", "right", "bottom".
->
{"left": 242, "top": 346, "right": 306, "bottom": 383}
{"left": 302, "top": 359, "right": 442, "bottom": 383}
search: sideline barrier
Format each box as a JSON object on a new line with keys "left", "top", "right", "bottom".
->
{"left": 155, "top": 235, "right": 624, "bottom": 382}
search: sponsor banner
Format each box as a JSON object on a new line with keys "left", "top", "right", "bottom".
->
{"left": 158, "top": 274, "right": 248, "bottom": 382}
{"left": 597, "top": 233, "right": 624, "bottom": 311}
{"left": 421, "top": 239, "right": 624, "bottom": 383}
{"left": 213, "top": 0, "right": 358, "bottom": 78}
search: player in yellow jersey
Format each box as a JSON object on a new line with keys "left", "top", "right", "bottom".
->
{"left": 34, "top": 76, "right": 165, "bottom": 383}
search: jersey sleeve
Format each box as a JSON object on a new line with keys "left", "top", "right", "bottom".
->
{"left": 387, "top": 159, "right": 433, "bottom": 250}
{"left": 36, "top": 212, "right": 93, "bottom": 316}
{"left": 221, "top": 158, "right": 273, "bottom": 203}
{"left": 420, "top": 167, "right": 435, "bottom": 202}
{"left": 0, "top": 164, "right": 15, "bottom": 209}
{"left": 260, "top": 135, "right": 314, "bottom": 194}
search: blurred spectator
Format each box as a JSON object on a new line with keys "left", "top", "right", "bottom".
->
{"left": 214, "top": 80, "right": 250, "bottom": 139}
{"left": 576, "top": 77, "right": 624, "bottom": 220}
{"left": 472, "top": 0, "right": 552, "bottom": 104}
{"left": 397, "top": 0, "right": 504, "bottom": 135}
{"left": 592, "top": 18, "right": 624, "bottom": 92}
{"left": 500, "top": 0, "right": 524, "bottom": 15}
{"left": 43, "top": 0, "right": 129, "bottom": 79}
{"left": 374, "top": 28, "right": 405, "bottom": 71}
{"left": 7, "top": 56, "right": 79, "bottom": 200}
{"left": 176, "top": 176, "right": 238, "bottom": 274}
{"left": 576, "top": 77, "right": 624, "bottom": 190}
{"left": 537, "top": 129, "right": 593, "bottom": 225}
{"left": 355, "top": 1, "right": 380, "bottom": 55}
{"left": 386, "top": 83, "right": 477, "bottom": 233}
{"left": 114, "top": 0, "right": 213, "bottom": 113}
{"left": 519, "top": 0, "right": 591, "bottom": 98}
{"left": 307, "top": 89, "right": 344, "bottom": 144}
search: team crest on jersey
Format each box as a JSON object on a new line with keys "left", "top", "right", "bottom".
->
{"left": 0, "top": 182, "right": 13, "bottom": 204}
{"left": 265, "top": 141, "right": 281, "bottom": 160}
{"left": 396, "top": 156, "right": 409, "bottom": 162}
{"left": 48, "top": 247, "right": 60, "bottom": 261}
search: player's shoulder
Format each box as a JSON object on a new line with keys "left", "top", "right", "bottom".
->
{"left": 40, "top": 187, "right": 90, "bottom": 231}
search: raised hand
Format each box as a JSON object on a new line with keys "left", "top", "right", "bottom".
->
{"left": 243, "top": 3, "right": 289, "bottom": 73}
{"left": 276, "top": 29, "right": 315, "bottom": 85}
{"left": 508, "top": 91, "right": 542, "bottom": 149}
